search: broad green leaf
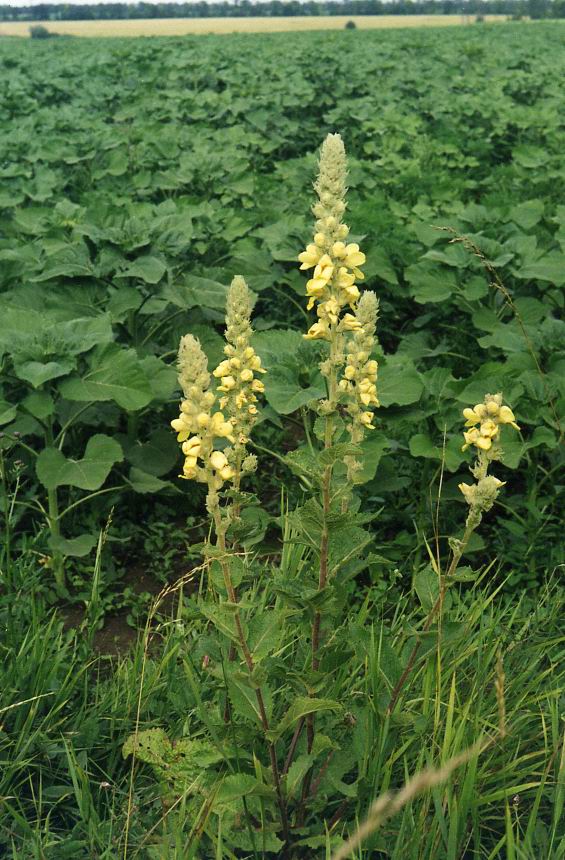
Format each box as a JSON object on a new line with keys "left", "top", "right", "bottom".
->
{"left": 215, "top": 774, "right": 274, "bottom": 806}
{"left": 510, "top": 200, "right": 544, "bottom": 231}
{"left": 378, "top": 357, "right": 423, "bottom": 407}
{"left": 125, "top": 429, "right": 179, "bottom": 476}
{"left": 414, "top": 565, "right": 440, "bottom": 612}
{"left": 49, "top": 533, "right": 98, "bottom": 558}
{"left": 405, "top": 262, "right": 457, "bottom": 303}
{"left": 36, "top": 434, "right": 123, "bottom": 491}
{"left": 59, "top": 344, "right": 153, "bottom": 411}
{"left": 127, "top": 468, "right": 170, "bottom": 494}
{"left": 268, "top": 697, "right": 342, "bottom": 742}
{"left": 116, "top": 255, "right": 167, "bottom": 284}
{"left": 265, "top": 365, "right": 326, "bottom": 415}
{"left": 0, "top": 401, "right": 17, "bottom": 425}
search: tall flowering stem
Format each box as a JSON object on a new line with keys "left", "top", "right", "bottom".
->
{"left": 171, "top": 285, "right": 289, "bottom": 842}
{"left": 386, "top": 393, "right": 519, "bottom": 715}
{"left": 298, "top": 135, "right": 379, "bottom": 762}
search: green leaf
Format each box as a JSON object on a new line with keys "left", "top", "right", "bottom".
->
{"left": 49, "top": 533, "right": 98, "bottom": 558}
{"left": 378, "top": 357, "right": 423, "bottom": 407}
{"left": 515, "top": 253, "right": 565, "bottom": 286}
{"left": 59, "top": 344, "right": 154, "bottom": 411}
{"left": 22, "top": 391, "right": 55, "bottom": 420}
{"left": 126, "top": 429, "right": 179, "bottom": 476}
{"left": 414, "top": 565, "right": 440, "bottom": 612}
{"left": 127, "top": 468, "right": 169, "bottom": 494}
{"left": 122, "top": 728, "right": 170, "bottom": 766}
{"left": 405, "top": 262, "right": 457, "bottom": 303}
{"left": 116, "top": 255, "right": 167, "bottom": 284}
{"left": 215, "top": 774, "right": 274, "bottom": 806}
{"left": 510, "top": 200, "right": 544, "bottom": 231}
{"left": 0, "top": 401, "right": 17, "bottom": 425}
{"left": 357, "top": 432, "right": 390, "bottom": 483}
{"left": 265, "top": 365, "right": 326, "bottom": 415}
{"left": 267, "top": 697, "right": 342, "bottom": 742}
{"left": 36, "top": 434, "right": 123, "bottom": 491}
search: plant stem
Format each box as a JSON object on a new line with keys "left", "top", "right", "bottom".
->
{"left": 209, "top": 501, "right": 290, "bottom": 844}
{"left": 0, "top": 448, "right": 12, "bottom": 590}
{"left": 386, "top": 519, "right": 476, "bottom": 716}
{"left": 45, "top": 420, "right": 65, "bottom": 592}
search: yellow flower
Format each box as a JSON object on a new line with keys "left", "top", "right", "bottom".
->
{"left": 343, "top": 243, "right": 366, "bottom": 269}
{"left": 304, "top": 320, "right": 330, "bottom": 340}
{"left": 218, "top": 375, "right": 236, "bottom": 391}
{"left": 498, "top": 405, "right": 520, "bottom": 430}
{"left": 210, "top": 450, "right": 228, "bottom": 471}
{"left": 298, "top": 244, "right": 322, "bottom": 270}
{"left": 339, "top": 313, "right": 362, "bottom": 332}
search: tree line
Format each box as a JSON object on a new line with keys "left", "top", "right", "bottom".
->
{"left": 1, "top": 0, "right": 564, "bottom": 22}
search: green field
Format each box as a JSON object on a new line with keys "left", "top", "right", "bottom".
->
{"left": 0, "top": 24, "right": 564, "bottom": 859}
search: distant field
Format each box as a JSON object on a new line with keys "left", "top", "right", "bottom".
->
{"left": 0, "top": 14, "right": 509, "bottom": 37}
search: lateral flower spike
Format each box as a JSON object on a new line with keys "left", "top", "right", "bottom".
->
{"left": 212, "top": 276, "right": 266, "bottom": 462}
{"left": 458, "top": 393, "right": 520, "bottom": 524}
{"left": 170, "top": 334, "right": 235, "bottom": 490}
{"left": 298, "top": 133, "right": 367, "bottom": 341}
{"left": 339, "top": 290, "right": 380, "bottom": 439}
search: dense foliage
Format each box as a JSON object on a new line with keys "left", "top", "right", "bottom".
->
{"left": 1, "top": 23, "right": 563, "bottom": 589}
{"left": 0, "top": 23, "right": 564, "bottom": 859}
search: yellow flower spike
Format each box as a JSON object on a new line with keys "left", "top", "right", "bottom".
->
{"left": 314, "top": 232, "right": 326, "bottom": 246}
{"left": 240, "top": 369, "right": 254, "bottom": 383}
{"left": 486, "top": 401, "right": 500, "bottom": 416}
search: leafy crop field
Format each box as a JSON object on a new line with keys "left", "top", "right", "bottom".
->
{"left": 0, "top": 15, "right": 509, "bottom": 37}
{"left": 0, "top": 23, "right": 564, "bottom": 860}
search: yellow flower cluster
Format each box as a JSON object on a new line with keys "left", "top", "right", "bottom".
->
{"left": 461, "top": 394, "right": 520, "bottom": 453}
{"left": 170, "top": 334, "right": 236, "bottom": 489}
{"left": 298, "top": 134, "right": 367, "bottom": 340}
{"left": 338, "top": 291, "right": 380, "bottom": 436}
{"left": 458, "top": 394, "right": 519, "bottom": 518}
{"left": 212, "top": 276, "right": 266, "bottom": 447}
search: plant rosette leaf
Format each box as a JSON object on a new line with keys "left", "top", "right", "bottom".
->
{"left": 36, "top": 434, "right": 123, "bottom": 491}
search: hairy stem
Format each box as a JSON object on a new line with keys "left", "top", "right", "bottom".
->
{"left": 45, "top": 420, "right": 65, "bottom": 592}
{"left": 210, "top": 500, "right": 290, "bottom": 843}
{"left": 386, "top": 519, "right": 477, "bottom": 715}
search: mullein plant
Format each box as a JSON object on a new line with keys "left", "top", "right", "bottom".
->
{"left": 387, "top": 393, "right": 520, "bottom": 714}
{"left": 297, "top": 134, "right": 380, "bottom": 756}
{"left": 169, "top": 276, "right": 291, "bottom": 838}
{"left": 125, "top": 137, "right": 524, "bottom": 856}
